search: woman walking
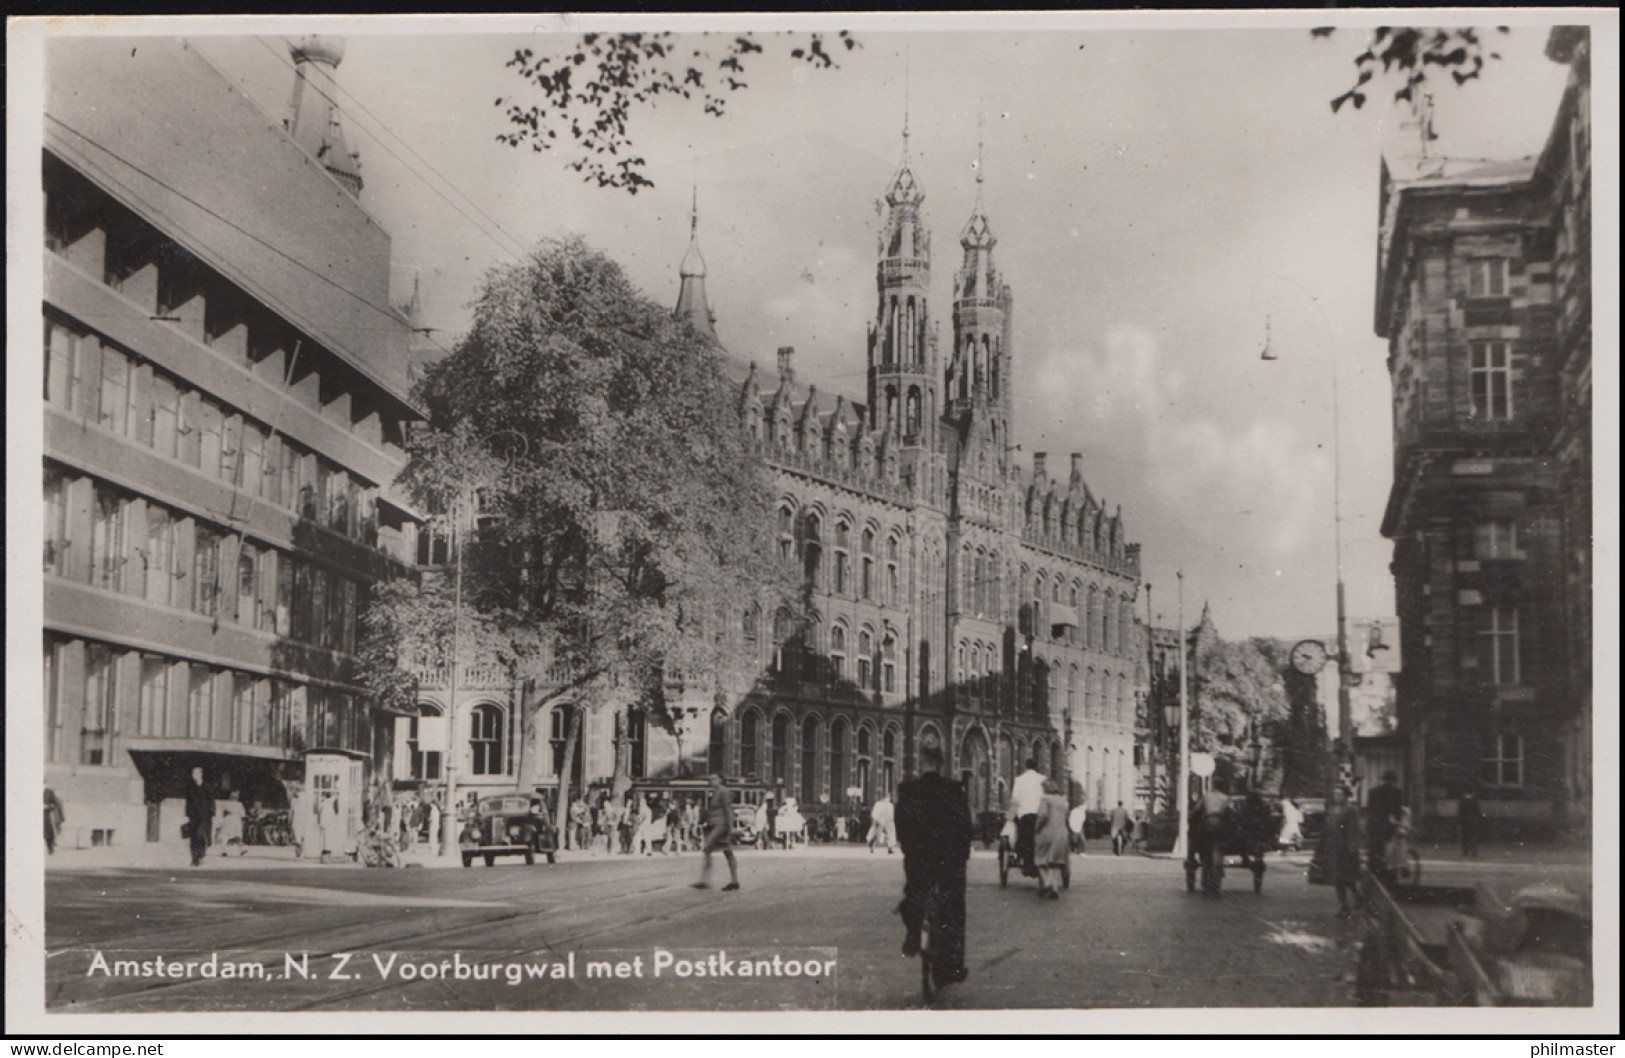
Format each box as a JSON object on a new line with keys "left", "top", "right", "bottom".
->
{"left": 1033, "top": 779, "right": 1071, "bottom": 899}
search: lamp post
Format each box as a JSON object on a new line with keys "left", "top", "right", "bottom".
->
{"left": 1174, "top": 571, "right": 1190, "bottom": 860}
{"left": 1258, "top": 276, "right": 1354, "bottom": 793}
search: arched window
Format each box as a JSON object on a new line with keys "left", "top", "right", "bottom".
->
{"left": 407, "top": 703, "right": 443, "bottom": 781}
{"left": 773, "top": 609, "right": 796, "bottom": 676}
{"left": 906, "top": 388, "right": 921, "bottom": 440}
{"left": 470, "top": 702, "right": 506, "bottom": 776}
{"left": 882, "top": 728, "right": 898, "bottom": 797}
{"left": 740, "top": 711, "right": 760, "bottom": 777}
{"left": 882, "top": 631, "right": 897, "bottom": 695}
{"left": 1068, "top": 665, "right": 1078, "bottom": 717}
{"left": 777, "top": 505, "right": 794, "bottom": 563}
{"left": 858, "top": 629, "right": 874, "bottom": 690}
{"left": 861, "top": 528, "right": 876, "bottom": 600}
{"left": 771, "top": 713, "right": 790, "bottom": 785}
{"left": 742, "top": 605, "right": 760, "bottom": 644}
{"left": 857, "top": 727, "right": 874, "bottom": 804}
{"left": 1103, "top": 592, "right": 1116, "bottom": 652}
{"left": 801, "top": 715, "right": 821, "bottom": 802}
{"left": 1086, "top": 587, "right": 1100, "bottom": 649}
{"left": 548, "top": 704, "right": 584, "bottom": 790}
{"left": 829, "top": 718, "right": 850, "bottom": 803}
{"left": 1052, "top": 742, "right": 1065, "bottom": 785}
{"left": 834, "top": 520, "right": 851, "bottom": 595}
{"left": 1085, "top": 668, "right": 1096, "bottom": 720}
{"left": 801, "top": 512, "right": 823, "bottom": 587}
{"left": 830, "top": 624, "right": 848, "bottom": 680}
{"left": 708, "top": 707, "right": 729, "bottom": 777}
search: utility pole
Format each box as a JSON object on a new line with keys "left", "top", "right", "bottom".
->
{"left": 440, "top": 487, "right": 468, "bottom": 857}
{"left": 1175, "top": 571, "right": 1190, "bottom": 860}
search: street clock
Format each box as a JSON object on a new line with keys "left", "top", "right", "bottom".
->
{"left": 1289, "top": 639, "right": 1329, "bottom": 675}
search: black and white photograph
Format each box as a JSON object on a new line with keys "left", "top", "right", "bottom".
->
{"left": 6, "top": 10, "right": 1617, "bottom": 1036}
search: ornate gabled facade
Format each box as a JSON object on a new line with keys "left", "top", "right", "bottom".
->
{"left": 417, "top": 134, "right": 1149, "bottom": 825}
{"left": 654, "top": 133, "right": 1149, "bottom": 819}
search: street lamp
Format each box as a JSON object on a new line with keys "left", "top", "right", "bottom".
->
{"left": 1174, "top": 571, "right": 1191, "bottom": 860}
{"left": 1257, "top": 275, "right": 1355, "bottom": 793}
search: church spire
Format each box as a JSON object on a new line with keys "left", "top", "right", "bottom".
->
{"left": 674, "top": 176, "right": 717, "bottom": 341}
{"left": 285, "top": 36, "right": 363, "bottom": 198}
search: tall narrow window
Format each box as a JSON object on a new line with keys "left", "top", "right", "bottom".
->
{"left": 192, "top": 526, "right": 221, "bottom": 617}
{"left": 801, "top": 715, "right": 821, "bottom": 802}
{"left": 1479, "top": 606, "right": 1521, "bottom": 685}
{"left": 858, "top": 630, "right": 874, "bottom": 690}
{"left": 82, "top": 644, "right": 116, "bottom": 764}
{"left": 1482, "top": 733, "right": 1523, "bottom": 787}
{"left": 770, "top": 713, "right": 789, "bottom": 785}
{"left": 236, "top": 544, "right": 258, "bottom": 625}
{"left": 188, "top": 664, "right": 214, "bottom": 740}
{"left": 1466, "top": 258, "right": 1509, "bottom": 298}
{"left": 470, "top": 703, "right": 506, "bottom": 776}
{"left": 626, "top": 708, "right": 646, "bottom": 778}
{"left": 708, "top": 708, "right": 729, "bottom": 777}
{"left": 90, "top": 485, "right": 127, "bottom": 591}
{"left": 740, "top": 712, "right": 759, "bottom": 777}
{"left": 139, "top": 655, "right": 169, "bottom": 736}
{"left": 99, "top": 346, "right": 131, "bottom": 436}
{"left": 1469, "top": 342, "right": 1514, "bottom": 421}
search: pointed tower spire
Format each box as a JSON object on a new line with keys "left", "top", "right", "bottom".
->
{"left": 674, "top": 172, "right": 717, "bottom": 341}
{"left": 285, "top": 36, "right": 363, "bottom": 198}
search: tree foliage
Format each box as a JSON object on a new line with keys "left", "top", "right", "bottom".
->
{"left": 361, "top": 236, "right": 801, "bottom": 806}
{"left": 495, "top": 31, "right": 860, "bottom": 193}
{"left": 1189, "top": 634, "right": 1291, "bottom": 792}
{"left": 1315, "top": 25, "right": 1510, "bottom": 115}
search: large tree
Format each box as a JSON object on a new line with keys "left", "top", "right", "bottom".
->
{"left": 495, "top": 30, "right": 859, "bottom": 192}
{"left": 361, "top": 236, "right": 800, "bottom": 841}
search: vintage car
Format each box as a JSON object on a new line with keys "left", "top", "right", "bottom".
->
{"left": 459, "top": 793, "right": 557, "bottom": 867}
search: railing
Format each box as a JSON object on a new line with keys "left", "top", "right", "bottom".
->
{"left": 411, "top": 660, "right": 510, "bottom": 689}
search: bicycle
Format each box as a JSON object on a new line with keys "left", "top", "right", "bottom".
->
{"left": 358, "top": 821, "right": 401, "bottom": 868}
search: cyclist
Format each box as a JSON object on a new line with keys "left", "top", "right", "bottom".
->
{"left": 896, "top": 744, "right": 974, "bottom": 987}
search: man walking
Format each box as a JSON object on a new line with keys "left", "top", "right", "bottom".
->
{"left": 1366, "top": 770, "right": 1405, "bottom": 877}
{"left": 1009, "top": 758, "right": 1046, "bottom": 873}
{"left": 184, "top": 767, "right": 215, "bottom": 867}
{"left": 868, "top": 791, "right": 896, "bottom": 854}
{"left": 44, "top": 787, "right": 66, "bottom": 854}
{"left": 692, "top": 774, "right": 740, "bottom": 891}
{"left": 1109, "top": 801, "right": 1132, "bottom": 856}
{"left": 896, "top": 744, "right": 974, "bottom": 987}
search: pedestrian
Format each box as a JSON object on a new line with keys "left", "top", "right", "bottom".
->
{"left": 570, "top": 797, "right": 590, "bottom": 851}
{"left": 1457, "top": 789, "right": 1483, "bottom": 858}
{"left": 184, "top": 767, "right": 215, "bottom": 867}
{"left": 692, "top": 774, "right": 740, "bottom": 891}
{"left": 758, "top": 796, "right": 778, "bottom": 851}
{"left": 895, "top": 743, "right": 974, "bottom": 987}
{"left": 1194, "top": 781, "right": 1231, "bottom": 896}
{"left": 1009, "top": 758, "right": 1046, "bottom": 873}
{"left": 215, "top": 802, "right": 245, "bottom": 856}
{"left": 1131, "top": 810, "right": 1148, "bottom": 852}
{"left": 1109, "top": 800, "right": 1132, "bottom": 856}
{"left": 1278, "top": 797, "right": 1304, "bottom": 852}
{"left": 1067, "top": 801, "right": 1088, "bottom": 852}
{"left": 665, "top": 797, "right": 685, "bottom": 853}
{"left": 426, "top": 794, "right": 442, "bottom": 852}
{"left": 635, "top": 794, "right": 663, "bottom": 855}
{"left": 287, "top": 781, "right": 308, "bottom": 859}
{"left": 1322, "top": 784, "right": 1364, "bottom": 917}
{"left": 618, "top": 795, "right": 636, "bottom": 854}
{"left": 599, "top": 795, "right": 622, "bottom": 855}
{"left": 1366, "top": 770, "right": 1404, "bottom": 878}
{"left": 868, "top": 791, "right": 897, "bottom": 854}
{"left": 44, "top": 787, "right": 66, "bottom": 854}
{"left": 1034, "top": 779, "right": 1071, "bottom": 898}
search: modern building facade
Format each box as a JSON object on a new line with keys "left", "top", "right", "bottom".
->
{"left": 42, "top": 37, "right": 424, "bottom": 853}
{"left": 464, "top": 137, "right": 1150, "bottom": 822}
{"left": 1375, "top": 28, "right": 1592, "bottom": 839}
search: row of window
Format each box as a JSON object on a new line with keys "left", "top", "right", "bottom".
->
{"left": 777, "top": 507, "right": 905, "bottom": 604}
{"left": 953, "top": 644, "right": 1135, "bottom": 726}
{"left": 724, "top": 710, "right": 902, "bottom": 805}
{"left": 43, "top": 633, "right": 365, "bottom": 766}
{"left": 45, "top": 316, "right": 386, "bottom": 545}
{"left": 45, "top": 466, "right": 364, "bottom": 653}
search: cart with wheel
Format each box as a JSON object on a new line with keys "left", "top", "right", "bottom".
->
{"left": 996, "top": 818, "right": 1070, "bottom": 891}
{"left": 1184, "top": 798, "right": 1275, "bottom": 894}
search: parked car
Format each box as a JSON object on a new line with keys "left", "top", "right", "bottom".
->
{"left": 459, "top": 793, "right": 557, "bottom": 867}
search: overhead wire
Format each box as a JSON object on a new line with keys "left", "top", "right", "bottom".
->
{"left": 248, "top": 36, "right": 533, "bottom": 267}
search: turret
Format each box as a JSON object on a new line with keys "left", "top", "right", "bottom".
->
{"left": 673, "top": 182, "right": 717, "bottom": 341}
{"left": 867, "top": 116, "right": 937, "bottom": 452}
{"left": 285, "top": 36, "right": 363, "bottom": 198}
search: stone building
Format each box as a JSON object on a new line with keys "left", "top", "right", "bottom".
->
{"left": 1375, "top": 28, "right": 1591, "bottom": 839}
{"left": 41, "top": 37, "right": 423, "bottom": 853}
{"left": 484, "top": 135, "right": 1150, "bottom": 822}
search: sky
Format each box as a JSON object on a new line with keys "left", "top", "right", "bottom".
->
{"left": 43, "top": 12, "right": 1592, "bottom": 639}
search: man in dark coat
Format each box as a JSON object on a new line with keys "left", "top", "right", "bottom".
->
{"left": 1366, "top": 770, "right": 1404, "bottom": 876}
{"left": 184, "top": 767, "right": 215, "bottom": 867}
{"left": 895, "top": 744, "right": 974, "bottom": 987}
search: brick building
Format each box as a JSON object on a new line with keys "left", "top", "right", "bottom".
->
{"left": 426, "top": 135, "right": 1150, "bottom": 821}
{"left": 1375, "top": 28, "right": 1592, "bottom": 839}
{"left": 42, "top": 37, "right": 424, "bottom": 853}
